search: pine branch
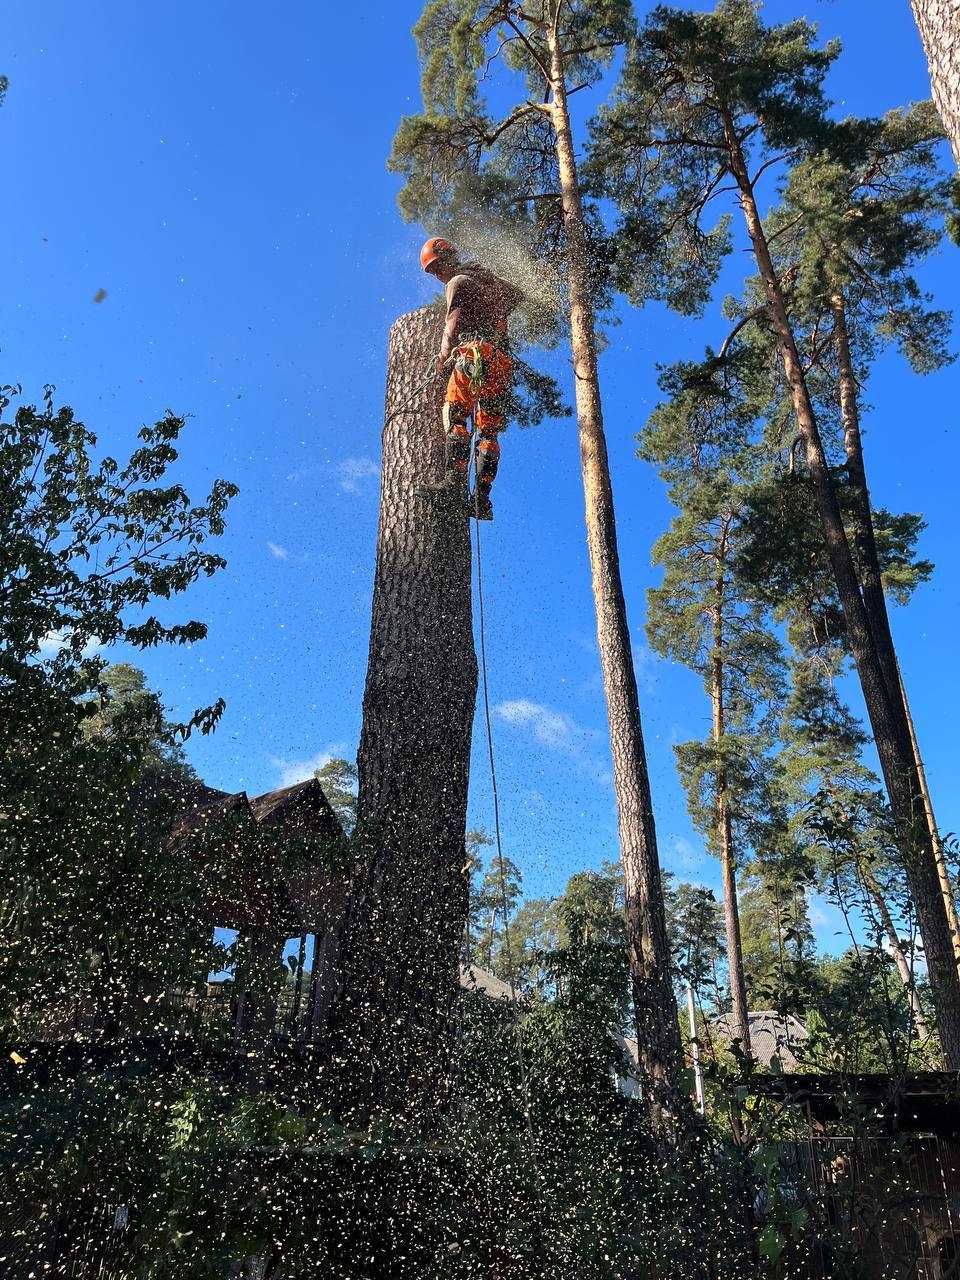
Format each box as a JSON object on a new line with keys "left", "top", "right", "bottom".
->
{"left": 504, "top": 14, "right": 552, "bottom": 86}
{"left": 480, "top": 100, "right": 551, "bottom": 147}
{"left": 749, "top": 151, "right": 794, "bottom": 190}
{"left": 716, "top": 309, "right": 764, "bottom": 361}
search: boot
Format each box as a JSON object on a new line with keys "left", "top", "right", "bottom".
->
{"left": 469, "top": 487, "right": 493, "bottom": 521}
{"left": 471, "top": 437, "right": 498, "bottom": 522}
{"left": 417, "top": 434, "right": 469, "bottom": 501}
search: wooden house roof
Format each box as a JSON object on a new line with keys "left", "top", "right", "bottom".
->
{"left": 171, "top": 777, "right": 347, "bottom": 934}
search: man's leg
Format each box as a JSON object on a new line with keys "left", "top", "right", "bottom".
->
{"left": 471, "top": 428, "right": 500, "bottom": 521}
{"left": 420, "top": 371, "right": 473, "bottom": 498}
{"left": 471, "top": 346, "right": 511, "bottom": 521}
{"left": 440, "top": 401, "right": 472, "bottom": 491}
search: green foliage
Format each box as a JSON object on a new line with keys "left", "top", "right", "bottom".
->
{"left": 801, "top": 949, "right": 931, "bottom": 1074}
{"left": 663, "top": 876, "right": 725, "bottom": 1000}
{"left": 0, "top": 387, "right": 236, "bottom": 1034}
{"left": 466, "top": 837, "right": 523, "bottom": 975}
{"left": 737, "top": 866, "right": 816, "bottom": 1018}
{"left": 1, "top": 866, "right": 754, "bottom": 1279}
{"left": 589, "top": 0, "right": 839, "bottom": 313}
{"left": 769, "top": 101, "right": 953, "bottom": 376}
{"left": 450, "top": 869, "right": 754, "bottom": 1279}
{"left": 0, "top": 1053, "right": 460, "bottom": 1278}
{"left": 313, "top": 756, "right": 358, "bottom": 835}
{"left": 1, "top": 386, "right": 236, "bottom": 678}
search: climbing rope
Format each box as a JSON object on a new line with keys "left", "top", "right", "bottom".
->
{"left": 469, "top": 458, "right": 540, "bottom": 1143}
{"left": 383, "top": 363, "right": 443, "bottom": 429}
{"left": 469, "top": 463, "right": 558, "bottom": 1266}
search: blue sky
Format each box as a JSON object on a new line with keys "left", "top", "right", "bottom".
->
{"left": 4, "top": 2, "right": 959, "bottom": 953}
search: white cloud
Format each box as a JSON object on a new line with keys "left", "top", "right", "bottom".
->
{"left": 632, "top": 642, "right": 660, "bottom": 695}
{"left": 267, "top": 541, "right": 289, "bottom": 560}
{"left": 669, "top": 836, "right": 704, "bottom": 873}
{"left": 37, "top": 629, "right": 103, "bottom": 659}
{"left": 808, "top": 895, "right": 851, "bottom": 947}
{"left": 338, "top": 456, "right": 379, "bottom": 495}
{"left": 495, "top": 698, "right": 611, "bottom": 786}
{"left": 269, "top": 744, "right": 349, "bottom": 789}
{"left": 496, "top": 698, "right": 576, "bottom": 748}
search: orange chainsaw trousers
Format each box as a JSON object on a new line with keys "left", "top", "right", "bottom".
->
{"left": 443, "top": 341, "right": 512, "bottom": 486}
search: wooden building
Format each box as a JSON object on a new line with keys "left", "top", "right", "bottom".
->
{"left": 752, "top": 1072, "right": 960, "bottom": 1279}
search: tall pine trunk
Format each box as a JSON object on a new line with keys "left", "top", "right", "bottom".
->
{"left": 711, "top": 530, "right": 752, "bottom": 1060}
{"left": 547, "top": 25, "right": 685, "bottom": 1107}
{"left": 720, "top": 110, "right": 960, "bottom": 1067}
{"left": 832, "top": 294, "right": 960, "bottom": 972}
{"left": 899, "top": 663, "right": 960, "bottom": 967}
{"left": 320, "top": 307, "right": 478, "bottom": 1123}
{"left": 910, "top": 0, "right": 960, "bottom": 166}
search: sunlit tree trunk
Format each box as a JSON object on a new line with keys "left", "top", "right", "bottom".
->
{"left": 860, "top": 865, "right": 931, "bottom": 1040}
{"left": 910, "top": 0, "right": 960, "bottom": 165}
{"left": 320, "top": 307, "right": 477, "bottom": 1123}
{"left": 832, "top": 294, "right": 960, "bottom": 973}
{"left": 547, "top": 24, "right": 685, "bottom": 1114}
{"left": 898, "top": 664, "right": 960, "bottom": 968}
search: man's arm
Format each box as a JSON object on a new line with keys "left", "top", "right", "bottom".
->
{"left": 439, "top": 304, "right": 462, "bottom": 363}
{"left": 437, "top": 274, "right": 473, "bottom": 366}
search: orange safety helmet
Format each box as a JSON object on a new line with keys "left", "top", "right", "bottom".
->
{"left": 420, "top": 236, "right": 457, "bottom": 273}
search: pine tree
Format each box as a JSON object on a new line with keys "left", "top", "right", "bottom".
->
{"left": 468, "top": 847, "right": 523, "bottom": 973}
{"left": 313, "top": 756, "right": 358, "bottom": 835}
{"left": 642, "top": 354, "right": 787, "bottom": 1060}
{"left": 663, "top": 876, "right": 725, "bottom": 1009}
{"left": 790, "top": 673, "right": 932, "bottom": 1045}
{"left": 391, "top": 0, "right": 686, "bottom": 1110}
{"left": 589, "top": 0, "right": 960, "bottom": 1066}
{"left": 755, "top": 107, "right": 960, "bottom": 970}
{"left": 738, "top": 438, "right": 942, "bottom": 1043}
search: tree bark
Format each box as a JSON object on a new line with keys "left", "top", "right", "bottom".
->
{"left": 899, "top": 662, "right": 960, "bottom": 968}
{"left": 720, "top": 109, "right": 960, "bottom": 1069}
{"left": 711, "top": 531, "right": 752, "bottom": 1061}
{"left": 910, "top": 0, "right": 960, "bottom": 166}
{"left": 320, "top": 307, "right": 477, "bottom": 1123}
{"left": 832, "top": 295, "right": 903, "bottom": 705}
{"left": 832, "top": 294, "right": 960, "bottom": 972}
{"left": 547, "top": 26, "right": 685, "bottom": 1113}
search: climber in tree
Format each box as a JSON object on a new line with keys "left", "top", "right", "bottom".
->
{"left": 419, "top": 236, "right": 522, "bottom": 521}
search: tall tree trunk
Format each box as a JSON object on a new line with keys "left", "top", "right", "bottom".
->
{"left": 910, "top": 0, "right": 960, "bottom": 166}
{"left": 899, "top": 662, "right": 960, "bottom": 968}
{"left": 832, "top": 294, "right": 960, "bottom": 971}
{"left": 832, "top": 295, "right": 903, "bottom": 704}
{"left": 711, "top": 534, "right": 752, "bottom": 1060}
{"left": 320, "top": 307, "right": 478, "bottom": 1124}
{"left": 720, "top": 109, "right": 960, "bottom": 1068}
{"left": 546, "top": 26, "right": 685, "bottom": 1110}
{"left": 685, "top": 978, "right": 706, "bottom": 1114}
